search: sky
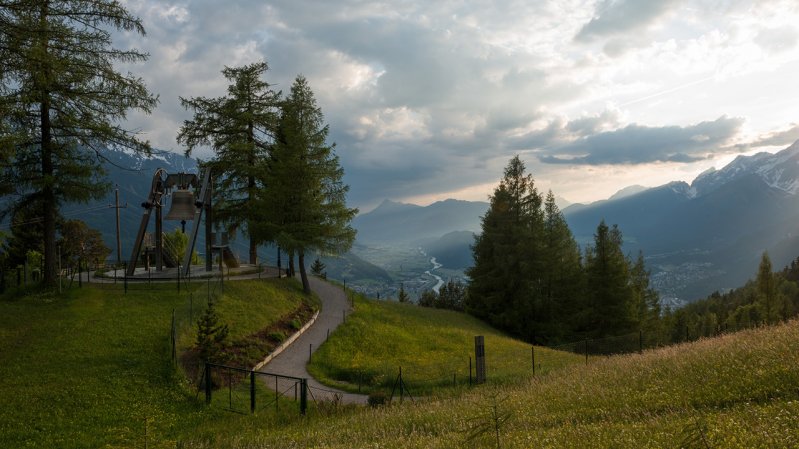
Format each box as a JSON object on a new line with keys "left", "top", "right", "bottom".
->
{"left": 116, "top": 0, "right": 799, "bottom": 212}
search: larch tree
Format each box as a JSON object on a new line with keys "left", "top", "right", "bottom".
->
{"left": 256, "top": 75, "right": 356, "bottom": 294}
{"left": 177, "top": 61, "right": 279, "bottom": 265}
{"left": 0, "top": 0, "right": 158, "bottom": 285}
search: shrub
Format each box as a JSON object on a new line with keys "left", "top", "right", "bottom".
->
{"left": 367, "top": 390, "right": 387, "bottom": 407}
{"left": 268, "top": 331, "right": 287, "bottom": 343}
{"left": 196, "top": 301, "right": 229, "bottom": 363}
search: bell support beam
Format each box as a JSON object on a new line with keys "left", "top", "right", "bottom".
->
{"left": 126, "top": 168, "right": 166, "bottom": 276}
{"left": 182, "top": 168, "right": 211, "bottom": 276}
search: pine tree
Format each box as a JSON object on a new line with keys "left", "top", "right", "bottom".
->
{"left": 255, "top": 75, "right": 357, "bottom": 294}
{"left": 630, "top": 251, "right": 662, "bottom": 343}
{"left": 756, "top": 251, "right": 778, "bottom": 324}
{"left": 467, "top": 156, "right": 544, "bottom": 340}
{"left": 177, "top": 62, "right": 279, "bottom": 265}
{"left": 310, "top": 257, "right": 326, "bottom": 276}
{"left": 584, "top": 220, "right": 635, "bottom": 337}
{"left": 541, "top": 190, "right": 583, "bottom": 340}
{"left": 397, "top": 283, "right": 410, "bottom": 303}
{"left": 196, "top": 301, "right": 229, "bottom": 363}
{"left": 0, "top": 0, "right": 158, "bottom": 285}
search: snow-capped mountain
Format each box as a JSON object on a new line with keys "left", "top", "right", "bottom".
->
{"left": 564, "top": 140, "right": 799, "bottom": 306}
{"left": 691, "top": 141, "right": 799, "bottom": 196}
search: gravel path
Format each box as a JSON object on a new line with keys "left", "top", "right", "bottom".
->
{"left": 261, "top": 275, "right": 369, "bottom": 405}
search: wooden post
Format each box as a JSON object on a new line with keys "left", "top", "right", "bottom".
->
{"left": 250, "top": 372, "right": 255, "bottom": 413}
{"left": 474, "top": 336, "right": 486, "bottom": 384}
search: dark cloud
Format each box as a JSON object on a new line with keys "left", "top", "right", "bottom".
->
{"left": 538, "top": 116, "right": 744, "bottom": 165}
{"left": 575, "top": 0, "right": 680, "bottom": 43}
{"left": 751, "top": 124, "right": 799, "bottom": 148}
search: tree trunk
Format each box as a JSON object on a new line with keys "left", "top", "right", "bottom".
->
{"left": 288, "top": 252, "right": 295, "bottom": 277}
{"left": 249, "top": 235, "right": 257, "bottom": 266}
{"left": 298, "top": 250, "right": 310, "bottom": 294}
{"left": 39, "top": 0, "right": 57, "bottom": 287}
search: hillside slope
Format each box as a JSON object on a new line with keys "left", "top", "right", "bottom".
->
{"left": 190, "top": 319, "right": 799, "bottom": 448}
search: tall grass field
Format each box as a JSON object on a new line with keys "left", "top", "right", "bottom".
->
{"left": 188, "top": 318, "right": 799, "bottom": 448}
{"left": 3, "top": 279, "right": 799, "bottom": 448}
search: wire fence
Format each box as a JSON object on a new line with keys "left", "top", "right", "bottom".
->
{"left": 200, "top": 363, "right": 308, "bottom": 416}
{"left": 321, "top": 328, "right": 673, "bottom": 402}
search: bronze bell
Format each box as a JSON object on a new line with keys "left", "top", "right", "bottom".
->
{"left": 165, "top": 190, "right": 197, "bottom": 221}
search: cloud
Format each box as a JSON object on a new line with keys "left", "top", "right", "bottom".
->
{"left": 755, "top": 25, "right": 799, "bottom": 54}
{"left": 538, "top": 116, "right": 744, "bottom": 165}
{"left": 106, "top": 0, "right": 799, "bottom": 208}
{"left": 750, "top": 124, "right": 799, "bottom": 148}
{"left": 575, "top": 0, "right": 680, "bottom": 43}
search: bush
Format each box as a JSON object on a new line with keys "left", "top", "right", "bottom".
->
{"left": 268, "top": 331, "right": 287, "bottom": 343}
{"left": 367, "top": 390, "right": 387, "bottom": 407}
{"left": 290, "top": 318, "right": 302, "bottom": 330}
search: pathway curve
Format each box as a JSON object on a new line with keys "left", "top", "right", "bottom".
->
{"left": 85, "top": 266, "right": 368, "bottom": 404}
{"left": 262, "top": 276, "right": 369, "bottom": 405}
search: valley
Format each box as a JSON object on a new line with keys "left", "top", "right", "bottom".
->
{"left": 341, "top": 243, "right": 467, "bottom": 300}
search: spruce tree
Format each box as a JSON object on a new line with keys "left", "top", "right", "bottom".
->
{"left": 541, "top": 190, "right": 583, "bottom": 340}
{"left": 397, "top": 283, "right": 410, "bottom": 303}
{"left": 756, "top": 251, "right": 778, "bottom": 324}
{"left": 255, "top": 75, "right": 356, "bottom": 294}
{"left": 467, "top": 156, "right": 544, "bottom": 340}
{"left": 630, "top": 251, "right": 662, "bottom": 342}
{"left": 0, "top": 0, "right": 158, "bottom": 285}
{"left": 177, "top": 61, "right": 279, "bottom": 265}
{"left": 310, "top": 257, "right": 326, "bottom": 277}
{"left": 196, "top": 300, "right": 229, "bottom": 363}
{"left": 584, "top": 220, "right": 635, "bottom": 337}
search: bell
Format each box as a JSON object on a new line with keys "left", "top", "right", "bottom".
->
{"left": 165, "top": 190, "right": 197, "bottom": 221}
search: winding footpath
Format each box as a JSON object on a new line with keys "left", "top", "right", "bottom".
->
{"left": 261, "top": 275, "right": 369, "bottom": 405}
{"left": 86, "top": 266, "right": 368, "bottom": 404}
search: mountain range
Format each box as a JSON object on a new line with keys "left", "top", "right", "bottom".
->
{"left": 565, "top": 140, "right": 799, "bottom": 305}
{"left": 350, "top": 140, "right": 799, "bottom": 306}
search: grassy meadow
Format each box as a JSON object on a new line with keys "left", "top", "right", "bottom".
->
{"left": 308, "top": 293, "right": 595, "bottom": 394}
{"left": 2, "top": 278, "right": 798, "bottom": 448}
{"left": 0, "top": 278, "right": 310, "bottom": 448}
{"left": 187, "top": 319, "right": 799, "bottom": 448}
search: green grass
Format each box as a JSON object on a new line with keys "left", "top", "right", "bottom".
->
{"left": 308, "top": 294, "right": 585, "bottom": 394}
{"left": 183, "top": 318, "right": 799, "bottom": 448}
{"left": 5, "top": 279, "right": 799, "bottom": 448}
{"left": 0, "top": 279, "right": 311, "bottom": 448}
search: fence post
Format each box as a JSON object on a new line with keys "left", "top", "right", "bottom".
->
{"left": 205, "top": 362, "right": 212, "bottom": 404}
{"left": 123, "top": 263, "right": 128, "bottom": 294}
{"left": 300, "top": 378, "right": 307, "bottom": 415}
{"left": 584, "top": 339, "right": 588, "bottom": 365}
{"left": 250, "top": 371, "right": 256, "bottom": 413}
{"left": 171, "top": 309, "right": 176, "bottom": 362}
{"left": 639, "top": 330, "right": 643, "bottom": 354}
{"left": 399, "top": 366, "right": 403, "bottom": 403}
{"left": 469, "top": 356, "right": 472, "bottom": 386}
{"left": 309, "top": 343, "right": 312, "bottom": 362}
